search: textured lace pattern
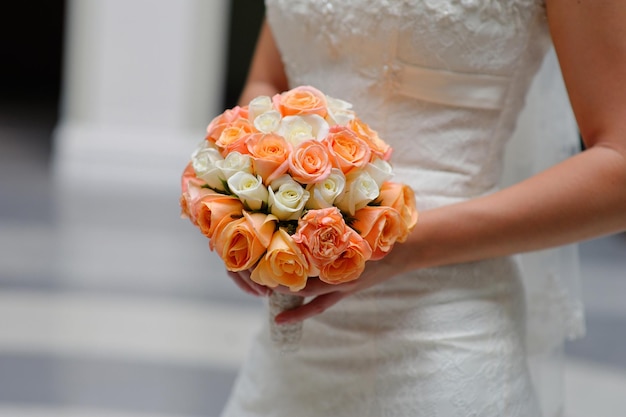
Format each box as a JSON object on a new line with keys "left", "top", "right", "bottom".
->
{"left": 221, "top": 1, "right": 576, "bottom": 416}
{"left": 263, "top": 0, "right": 552, "bottom": 211}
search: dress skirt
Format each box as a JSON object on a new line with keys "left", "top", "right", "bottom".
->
{"left": 221, "top": 256, "right": 542, "bottom": 417}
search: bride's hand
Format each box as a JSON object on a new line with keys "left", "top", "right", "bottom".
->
{"left": 272, "top": 254, "right": 401, "bottom": 324}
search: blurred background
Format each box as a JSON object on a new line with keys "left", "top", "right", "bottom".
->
{"left": 0, "top": 1, "right": 624, "bottom": 416}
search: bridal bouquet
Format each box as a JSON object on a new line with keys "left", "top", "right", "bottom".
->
{"left": 180, "top": 86, "right": 418, "bottom": 351}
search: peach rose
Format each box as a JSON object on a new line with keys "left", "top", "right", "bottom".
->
{"left": 292, "top": 207, "right": 352, "bottom": 271}
{"left": 212, "top": 211, "right": 277, "bottom": 272}
{"left": 319, "top": 230, "right": 372, "bottom": 284}
{"left": 348, "top": 117, "right": 392, "bottom": 161}
{"left": 251, "top": 228, "right": 310, "bottom": 291}
{"left": 246, "top": 133, "right": 291, "bottom": 184}
{"left": 205, "top": 106, "right": 249, "bottom": 144}
{"left": 274, "top": 85, "right": 327, "bottom": 118}
{"left": 350, "top": 205, "right": 407, "bottom": 260}
{"left": 288, "top": 139, "right": 333, "bottom": 184}
{"left": 325, "top": 126, "right": 371, "bottom": 174}
{"left": 378, "top": 182, "right": 419, "bottom": 234}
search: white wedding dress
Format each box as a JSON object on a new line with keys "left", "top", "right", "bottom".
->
{"left": 221, "top": 1, "right": 584, "bottom": 416}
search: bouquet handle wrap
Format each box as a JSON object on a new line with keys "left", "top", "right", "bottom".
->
{"left": 269, "top": 292, "right": 305, "bottom": 353}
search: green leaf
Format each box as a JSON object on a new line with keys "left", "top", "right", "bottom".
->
{"left": 200, "top": 183, "right": 231, "bottom": 196}
{"left": 278, "top": 220, "right": 299, "bottom": 235}
{"left": 220, "top": 178, "right": 233, "bottom": 195}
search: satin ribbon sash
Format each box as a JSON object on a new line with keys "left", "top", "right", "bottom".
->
{"left": 393, "top": 62, "right": 510, "bottom": 110}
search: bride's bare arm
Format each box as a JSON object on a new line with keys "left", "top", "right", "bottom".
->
{"left": 237, "top": 20, "right": 289, "bottom": 106}
{"left": 275, "top": 1, "right": 626, "bottom": 323}
{"left": 401, "top": 0, "right": 626, "bottom": 270}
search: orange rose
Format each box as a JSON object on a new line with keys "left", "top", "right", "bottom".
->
{"left": 205, "top": 106, "right": 250, "bottom": 144}
{"left": 180, "top": 162, "right": 204, "bottom": 220}
{"left": 196, "top": 195, "right": 244, "bottom": 239}
{"left": 212, "top": 211, "right": 277, "bottom": 272}
{"left": 288, "top": 139, "right": 333, "bottom": 184}
{"left": 348, "top": 118, "right": 392, "bottom": 161}
{"left": 179, "top": 194, "right": 192, "bottom": 220}
{"left": 350, "top": 206, "right": 407, "bottom": 261}
{"left": 181, "top": 161, "right": 241, "bottom": 229}
{"left": 181, "top": 177, "right": 221, "bottom": 225}
{"left": 246, "top": 133, "right": 292, "bottom": 184}
{"left": 214, "top": 118, "right": 255, "bottom": 156}
{"left": 251, "top": 228, "right": 310, "bottom": 291}
{"left": 274, "top": 85, "right": 327, "bottom": 118}
{"left": 378, "top": 182, "right": 419, "bottom": 234}
{"left": 181, "top": 161, "right": 205, "bottom": 194}
{"left": 325, "top": 126, "right": 371, "bottom": 174}
{"left": 319, "top": 231, "right": 372, "bottom": 284}
{"left": 292, "top": 207, "right": 352, "bottom": 271}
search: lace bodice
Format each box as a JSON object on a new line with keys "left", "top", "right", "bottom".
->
{"left": 267, "top": 0, "right": 551, "bottom": 210}
{"left": 283, "top": 0, "right": 544, "bottom": 72}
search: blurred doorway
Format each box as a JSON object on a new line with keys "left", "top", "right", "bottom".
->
{"left": 0, "top": 1, "right": 66, "bottom": 144}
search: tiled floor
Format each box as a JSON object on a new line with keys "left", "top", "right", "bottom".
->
{"left": 1, "top": 103, "right": 625, "bottom": 416}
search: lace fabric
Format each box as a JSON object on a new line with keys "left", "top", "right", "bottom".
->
{"left": 221, "top": 1, "right": 583, "bottom": 416}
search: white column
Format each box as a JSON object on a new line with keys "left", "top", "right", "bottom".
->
{"left": 53, "top": 0, "right": 230, "bottom": 190}
{"left": 51, "top": 0, "right": 236, "bottom": 290}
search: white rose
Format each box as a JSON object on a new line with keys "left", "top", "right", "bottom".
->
{"left": 191, "top": 139, "right": 219, "bottom": 157}
{"left": 215, "top": 151, "right": 252, "bottom": 181}
{"left": 191, "top": 146, "right": 226, "bottom": 192}
{"left": 334, "top": 171, "right": 380, "bottom": 215}
{"left": 326, "top": 96, "right": 355, "bottom": 126}
{"left": 364, "top": 157, "right": 394, "bottom": 187}
{"left": 268, "top": 175, "right": 310, "bottom": 221}
{"left": 305, "top": 168, "right": 346, "bottom": 210}
{"left": 278, "top": 115, "right": 330, "bottom": 146}
{"left": 253, "top": 110, "right": 282, "bottom": 133}
{"left": 248, "top": 95, "right": 274, "bottom": 121}
{"left": 303, "top": 114, "right": 330, "bottom": 141}
{"left": 227, "top": 172, "right": 269, "bottom": 211}
{"left": 277, "top": 116, "right": 313, "bottom": 146}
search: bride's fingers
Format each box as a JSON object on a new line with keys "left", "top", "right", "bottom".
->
{"left": 226, "top": 271, "right": 257, "bottom": 296}
{"left": 272, "top": 277, "right": 353, "bottom": 297}
{"left": 227, "top": 271, "right": 270, "bottom": 296}
{"left": 275, "top": 291, "right": 345, "bottom": 324}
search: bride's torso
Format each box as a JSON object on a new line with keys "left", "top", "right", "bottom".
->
{"left": 220, "top": 3, "right": 579, "bottom": 416}
{"left": 266, "top": 0, "right": 551, "bottom": 210}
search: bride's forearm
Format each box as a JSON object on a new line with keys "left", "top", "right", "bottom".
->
{"left": 237, "top": 21, "right": 289, "bottom": 106}
{"left": 238, "top": 81, "right": 282, "bottom": 106}
{"left": 390, "top": 0, "right": 626, "bottom": 272}
{"left": 396, "top": 144, "right": 626, "bottom": 271}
